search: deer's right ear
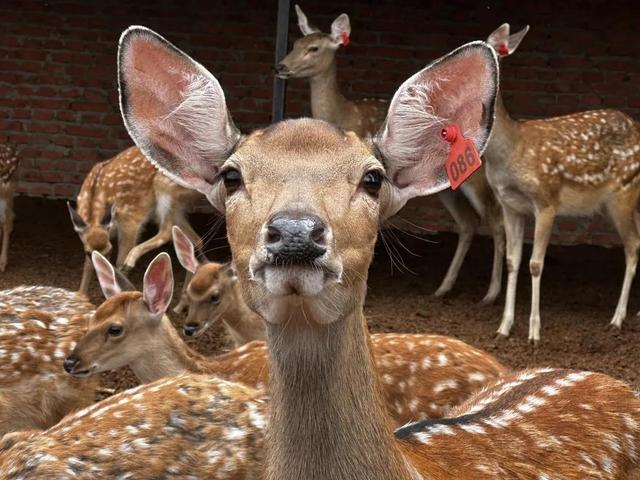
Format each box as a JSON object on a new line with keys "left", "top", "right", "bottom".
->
{"left": 92, "top": 252, "right": 122, "bottom": 299}
{"left": 67, "top": 201, "right": 86, "bottom": 232}
{"left": 172, "top": 225, "right": 200, "bottom": 274}
{"left": 295, "top": 5, "right": 319, "bottom": 36}
{"left": 118, "top": 26, "right": 241, "bottom": 210}
{"left": 374, "top": 41, "right": 498, "bottom": 219}
{"left": 487, "top": 23, "right": 530, "bottom": 57}
{"left": 143, "top": 252, "right": 174, "bottom": 317}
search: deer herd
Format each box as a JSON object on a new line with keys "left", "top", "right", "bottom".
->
{"left": 0, "top": 5, "right": 639, "bottom": 479}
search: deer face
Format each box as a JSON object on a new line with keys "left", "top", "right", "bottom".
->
{"left": 274, "top": 34, "right": 338, "bottom": 79}
{"left": 118, "top": 27, "right": 498, "bottom": 327}
{"left": 67, "top": 202, "right": 114, "bottom": 256}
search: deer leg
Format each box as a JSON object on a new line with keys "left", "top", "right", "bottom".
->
{"left": 123, "top": 224, "right": 173, "bottom": 270}
{"left": 434, "top": 190, "right": 480, "bottom": 297}
{"left": 528, "top": 206, "right": 555, "bottom": 344}
{"left": 482, "top": 199, "right": 505, "bottom": 304}
{"left": 608, "top": 198, "right": 640, "bottom": 329}
{"left": 497, "top": 207, "right": 524, "bottom": 337}
{"left": 0, "top": 208, "right": 13, "bottom": 272}
{"left": 115, "top": 221, "right": 142, "bottom": 271}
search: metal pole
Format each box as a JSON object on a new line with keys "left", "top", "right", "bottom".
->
{"left": 271, "top": 0, "right": 290, "bottom": 123}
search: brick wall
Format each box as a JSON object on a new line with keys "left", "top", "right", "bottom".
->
{"left": 1, "top": 0, "right": 638, "bottom": 245}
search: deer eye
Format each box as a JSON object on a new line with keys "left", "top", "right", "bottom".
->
{"left": 307, "top": 46, "right": 319, "bottom": 53}
{"left": 108, "top": 324, "right": 123, "bottom": 337}
{"left": 210, "top": 294, "right": 221, "bottom": 304}
{"left": 361, "top": 170, "right": 384, "bottom": 197}
{"left": 221, "top": 168, "right": 243, "bottom": 195}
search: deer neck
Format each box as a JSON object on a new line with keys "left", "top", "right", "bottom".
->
{"left": 308, "top": 60, "right": 350, "bottom": 125}
{"left": 222, "top": 286, "right": 266, "bottom": 345}
{"left": 128, "top": 316, "right": 208, "bottom": 383}
{"left": 264, "top": 281, "right": 415, "bottom": 480}
{"left": 483, "top": 89, "right": 521, "bottom": 165}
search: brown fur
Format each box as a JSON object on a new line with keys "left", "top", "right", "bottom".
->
{"left": 0, "top": 143, "right": 19, "bottom": 272}
{"left": 0, "top": 286, "right": 98, "bottom": 435}
{"left": 73, "top": 146, "right": 202, "bottom": 294}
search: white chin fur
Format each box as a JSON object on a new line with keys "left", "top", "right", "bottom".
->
{"left": 263, "top": 265, "right": 326, "bottom": 296}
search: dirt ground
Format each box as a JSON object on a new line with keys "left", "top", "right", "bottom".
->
{"left": 2, "top": 197, "right": 640, "bottom": 394}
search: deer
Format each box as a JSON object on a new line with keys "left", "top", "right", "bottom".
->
{"left": 0, "top": 372, "right": 268, "bottom": 479}
{"left": 66, "top": 249, "right": 508, "bottom": 425}
{"left": 273, "top": 5, "right": 505, "bottom": 304}
{"left": 0, "top": 285, "right": 98, "bottom": 436}
{"left": 0, "top": 143, "right": 19, "bottom": 272}
{"left": 171, "top": 225, "right": 265, "bottom": 344}
{"left": 120, "top": 25, "right": 640, "bottom": 479}
{"left": 67, "top": 145, "right": 203, "bottom": 295}
{"left": 483, "top": 24, "right": 640, "bottom": 343}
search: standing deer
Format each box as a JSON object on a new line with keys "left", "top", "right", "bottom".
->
{"left": 121, "top": 26, "right": 640, "bottom": 479}
{"left": 0, "top": 285, "right": 98, "bottom": 435}
{"left": 66, "top": 250, "right": 508, "bottom": 425}
{"left": 273, "top": 5, "right": 505, "bottom": 303}
{"left": 68, "top": 146, "right": 203, "bottom": 294}
{"left": 484, "top": 24, "right": 640, "bottom": 343}
{"left": 0, "top": 143, "right": 19, "bottom": 272}
{"left": 0, "top": 373, "right": 268, "bottom": 479}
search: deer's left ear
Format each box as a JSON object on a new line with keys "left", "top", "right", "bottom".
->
{"left": 329, "top": 13, "right": 350, "bottom": 48}
{"left": 143, "top": 252, "right": 174, "bottom": 317}
{"left": 374, "top": 41, "right": 498, "bottom": 219}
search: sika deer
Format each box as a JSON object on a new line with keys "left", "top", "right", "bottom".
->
{"left": 0, "top": 143, "right": 19, "bottom": 272}
{"left": 66, "top": 251, "right": 507, "bottom": 425}
{"left": 274, "top": 5, "right": 505, "bottom": 303}
{"left": 484, "top": 24, "right": 640, "bottom": 342}
{"left": 68, "top": 146, "right": 202, "bottom": 294}
{"left": 0, "top": 286, "right": 98, "bottom": 435}
{"left": 121, "top": 26, "right": 640, "bottom": 479}
{"left": 0, "top": 373, "right": 268, "bottom": 479}
{"left": 172, "top": 225, "right": 265, "bottom": 344}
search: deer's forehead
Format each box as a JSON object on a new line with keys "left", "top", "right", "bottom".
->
{"left": 293, "top": 32, "right": 329, "bottom": 47}
{"left": 93, "top": 292, "right": 142, "bottom": 324}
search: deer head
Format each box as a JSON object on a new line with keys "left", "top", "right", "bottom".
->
{"left": 67, "top": 202, "right": 115, "bottom": 256}
{"left": 273, "top": 5, "right": 350, "bottom": 79}
{"left": 63, "top": 251, "right": 173, "bottom": 377}
{"left": 172, "top": 225, "right": 238, "bottom": 337}
{"left": 118, "top": 26, "right": 497, "bottom": 328}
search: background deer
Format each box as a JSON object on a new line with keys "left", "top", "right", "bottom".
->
{"left": 484, "top": 24, "right": 640, "bottom": 343}
{"left": 172, "top": 225, "right": 265, "bottom": 344}
{"left": 273, "top": 5, "right": 505, "bottom": 304}
{"left": 67, "top": 145, "right": 203, "bottom": 294}
{"left": 0, "top": 143, "right": 19, "bottom": 272}
{"left": 0, "top": 373, "right": 268, "bottom": 479}
{"left": 0, "top": 285, "right": 98, "bottom": 435}
{"left": 120, "top": 26, "right": 640, "bottom": 479}
{"left": 67, "top": 250, "right": 508, "bottom": 425}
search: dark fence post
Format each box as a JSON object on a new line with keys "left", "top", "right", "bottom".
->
{"left": 271, "top": 0, "right": 290, "bottom": 123}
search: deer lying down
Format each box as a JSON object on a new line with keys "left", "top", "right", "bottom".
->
{"left": 68, "top": 146, "right": 203, "bottom": 294}
{"left": 0, "top": 143, "right": 19, "bottom": 272}
{"left": 0, "top": 373, "right": 267, "bottom": 479}
{"left": 274, "top": 5, "right": 505, "bottom": 304}
{"left": 172, "top": 225, "right": 265, "bottom": 344}
{"left": 121, "top": 26, "right": 640, "bottom": 479}
{"left": 65, "top": 251, "right": 508, "bottom": 425}
{"left": 0, "top": 286, "right": 98, "bottom": 436}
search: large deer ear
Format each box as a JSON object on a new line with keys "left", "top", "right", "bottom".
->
{"left": 295, "top": 5, "right": 319, "bottom": 36}
{"left": 172, "top": 225, "right": 200, "bottom": 274}
{"left": 329, "top": 13, "right": 350, "bottom": 48}
{"left": 143, "top": 252, "right": 174, "bottom": 317}
{"left": 487, "top": 23, "right": 530, "bottom": 57}
{"left": 91, "top": 251, "right": 136, "bottom": 298}
{"left": 118, "top": 26, "right": 241, "bottom": 210}
{"left": 374, "top": 41, "right": 498, "bottom": 219}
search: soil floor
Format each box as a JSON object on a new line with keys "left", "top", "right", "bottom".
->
{"left": 2, "top": 197, "right": 640, "bottom": 393}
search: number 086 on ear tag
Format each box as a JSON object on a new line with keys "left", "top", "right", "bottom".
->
{"left": 440, "top": 124, "right": 482, "bottom": 190}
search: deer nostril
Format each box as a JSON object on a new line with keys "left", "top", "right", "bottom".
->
{"left": 63, "top": 356, "right": 79, "bottom": 374}
{"left": 311, "top": 226, "right": 326, "bottom": 245}
{"left": 266, "top": 225, "right": 282, "bottom": 244}
{"left": 272, "top": 64, "right": 284, "bottom": 73}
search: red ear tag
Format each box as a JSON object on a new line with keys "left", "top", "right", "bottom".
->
{"left": 440, "top": 124, "right": 482, "bottom": 190}
{"left": 498, "top": 43, "right": 509, "bottom": 56}
{"left": 341, "top": 32, "right": 350, "bottom": 46}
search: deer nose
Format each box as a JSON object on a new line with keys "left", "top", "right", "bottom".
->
{"left": 265, "top": 212, "right": 327, "bottom": 264}
{"left": 183, "top": 323, "right": 199, "bottom": 337}
{"left": 64, "top": 355, "right": 80, "bottom": 374}
{"left": 272, "top": 63, "right": 286, "bottom": 73}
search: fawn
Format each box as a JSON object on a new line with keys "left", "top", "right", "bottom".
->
{"left": 484, "top": 24, "right": 640, "bottom": 343}
{"left": 0, "top": 286, "right": 98, "bottom": 435}
{"left": 0, "top": 143, "right": 19, "bottom": 272}
{"left": 66, "top": 250, "right": 507, "bottom": 425}
{"left": 121, "top": 26, "right": 640, "bottom": 479}
{"left": 0, "top": 373, "right": 268, "bottom": 479}
{"left": 68, "top": 145, "right": 203, "bottom": 294}
{"left": 273, "top": 5, "right": 505, "bottom": 304}
{"left": 172, "top": 225, "right": 265, "bottom": 344}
